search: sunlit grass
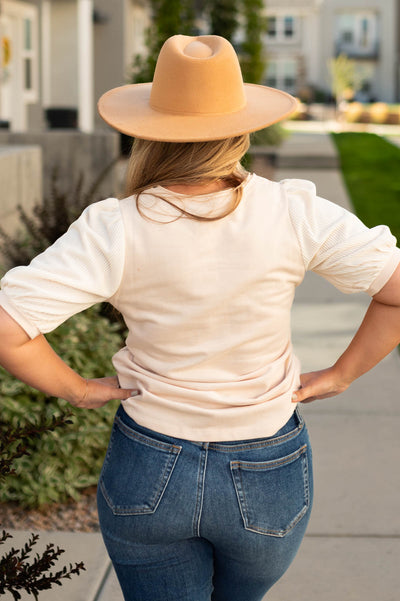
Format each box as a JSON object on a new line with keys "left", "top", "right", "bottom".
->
{"left": 331, "top": 132, "right": 400, "bottom": 245}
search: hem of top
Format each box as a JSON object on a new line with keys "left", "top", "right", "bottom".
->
{"left": 366, "top": 247, "right": 400, "bottom": 296}
{"left": 0, "top": 291, "right": 40, "bottom": 339}
{"left": 120, "top": 402, "right": 297, "bottom": 443}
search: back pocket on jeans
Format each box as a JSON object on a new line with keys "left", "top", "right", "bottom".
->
{"left": 230, "top": 444, "right": 310, "bottom": 537}
{"left": 99, "top": 416, "right": 181, "bottom": 516}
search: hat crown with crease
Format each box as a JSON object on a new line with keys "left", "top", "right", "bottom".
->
{"left": 150, "top": 35, "right": 246, "bottom": 116}
{"left": 98, "top": 34, "right": 297, "bottom": 142}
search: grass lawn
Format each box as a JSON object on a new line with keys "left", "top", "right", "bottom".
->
{"left": 331, "top": 132, "right": 400, "bottom": 245}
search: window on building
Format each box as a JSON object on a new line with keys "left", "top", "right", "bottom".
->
{"left": 267, "top": 15, "right": 299, "bottom": 43}
{"left": 360, "top": 18, "right": 370, "bottom": 48}
{"left": 284, "top": 16, "right": 294, "bottom": 38}
{"left": 266, "top": 59, "right": 297, "bottom": 94}
{"left": 22, "top": 17, "right": 35, "bottom": 93}
{"left": 266, "top": 61, "right": 277, "bottom": 88}
{"left": 24, "top": 17, "right": 32, "bottom": 49}
{"left": 336, "top": 11, "right": 377, "bottom": 56}
{"left": 283, "top": 61, "right": 296, "bottom": 89}
{"left": 267, "top": 16, "right": 277, "bottom": 37}
{"left": 339, "top": 14, "right": 354, "bottom": 44}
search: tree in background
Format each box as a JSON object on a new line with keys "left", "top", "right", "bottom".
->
{"left": 329, "top": 54, "right": 362, "bottom": 110}
{"left": 206, "top": 0, "right": 239, "bottom": 41}
{"left": 131, "top": 0, "right": 268, "bottom": 86}
{"left": 131, "top": 0, "right": 196, "bottom": 83}
{"left": 240, "top": 0, "right": 267, "bottom": 84}
{"left": 239, "top": 0, "right": 286, "bottom": 146}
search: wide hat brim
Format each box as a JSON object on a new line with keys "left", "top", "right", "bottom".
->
{"left": 98, "top": 82, "right": 297, "bottom": 142}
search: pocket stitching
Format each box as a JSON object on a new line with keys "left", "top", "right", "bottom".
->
{"left": 231, "top": 444, "right": 308, "bottom": 471}
{"left": 230, "top": 444, "right": 310, "bottom": 537}
{"left": 99, "top": 421, "right": 182, "bottom": 516}
{"left": 115, "top": 415, "right": 181, "bottom": 454}
{"left": 100, "top": 449, "right": 181, "bottom": 516}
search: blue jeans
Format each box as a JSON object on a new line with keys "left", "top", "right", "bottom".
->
{"left": 97, "top": 405, "right": 313, "bottom": 601}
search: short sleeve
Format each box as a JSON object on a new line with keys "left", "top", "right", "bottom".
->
{"left": 284, "top": 179, "right": 400, "bottom": 295}
{"left": 0, "top": 198, "right": 125, "bottom": 338}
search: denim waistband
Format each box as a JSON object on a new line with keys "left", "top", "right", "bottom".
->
{"left": 116, "top": 404, "right": 303, "bottom": 452}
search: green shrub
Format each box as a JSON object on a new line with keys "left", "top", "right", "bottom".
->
{"left": 0, "top": 306, "right": 125, "bottom": 508}
{"left": 369, "top": 102, "right": 389, "bottom": 124}
{"left": 1, "top": 416, "right": 86, "bottom": 595}
{"left": 250, "top": 124, "right": 289, "bottom": 147}
{"left": 344, "top": 101, "right": 364, "bottom": 123}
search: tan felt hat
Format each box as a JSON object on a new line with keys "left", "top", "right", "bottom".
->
{"left": 98, "top": 34, "right": 298, "bottom": 142}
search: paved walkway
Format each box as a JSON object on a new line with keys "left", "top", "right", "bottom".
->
{"left": 266, "top": 131, "right": 400, "bottom": 601}
{"left": 3, "top": 129, "right": 400, "bottom": 601}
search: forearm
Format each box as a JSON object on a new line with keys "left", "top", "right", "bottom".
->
{"left": 293, "top": 296, "right": 400, "bottom": 404}
{"left": 0, "top": 306, "right": 134, "bottom": 408}
{"left": 0, "top": 332, "right": 86, "bottom": 403}
{"left": 333, "top": 299, "right": 400, "bottom": 384}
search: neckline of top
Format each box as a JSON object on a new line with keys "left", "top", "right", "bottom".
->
{"left": 150, "top": 172, "right": 255, "bottom": 200}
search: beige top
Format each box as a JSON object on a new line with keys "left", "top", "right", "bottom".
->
{"left": 1, "top": 175, "right": 399, "bottom": 441}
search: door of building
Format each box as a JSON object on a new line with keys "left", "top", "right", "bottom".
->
{"left": 0, "top": 0, "right": 37, "bottom": 131}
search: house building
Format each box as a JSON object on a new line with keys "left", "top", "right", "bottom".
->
{"left": 261, "top": 0, "right": 323, "bottom": 99}
{"left": 263, "top": 0, "right": 399, "bottom": 103}
{"left": 0, "top": 0, "right": 150, "bottom": 133}
{"left": 318, "top": 0, "right": 398, "bottom": 103}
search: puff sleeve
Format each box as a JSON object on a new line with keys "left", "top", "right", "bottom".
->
{"left": 0, "top": 198, "right": 125, "bottom": 338}
{"left": 284, "top": 179, "right": 400, "bottom": 295}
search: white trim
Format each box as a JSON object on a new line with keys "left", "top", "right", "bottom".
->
{"left": 77, "top": 0, "right": 94, "bottom": 132}
{"left": 41, "top": 0, "right": 51, "bottom": 107}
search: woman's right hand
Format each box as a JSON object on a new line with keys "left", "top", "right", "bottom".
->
{"left": 70, "top": 376, "right": 139, "bottom": 409}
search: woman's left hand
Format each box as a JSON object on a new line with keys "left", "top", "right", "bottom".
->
{"left": 70, "top": 376, "right": 138, "bottom": 409}
{"left": 292, "top": 367, "right": 350, "bottom": 404}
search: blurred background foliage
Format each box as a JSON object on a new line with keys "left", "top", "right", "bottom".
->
{"left": 0, "top": 306, "right": 123, "bottom": 508}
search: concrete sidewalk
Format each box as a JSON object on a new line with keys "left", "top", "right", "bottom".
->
{"left": 3, "top": 130, "right": 399, "bottom": 601}
{"left": 266, "top": 132, "right": 400, "bottom": 601}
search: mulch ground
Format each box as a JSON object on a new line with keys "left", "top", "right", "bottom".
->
{"left": 0, "top": 487, "right": 100, "bottom": 532}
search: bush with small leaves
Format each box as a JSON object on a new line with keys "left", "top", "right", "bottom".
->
{"left": 0, "top": 531, "right": 85, "bottom": 601}
{"left": 0, "top": 415, "right": 85, "bottom": 599}
{"left": 0, "top": 305, "right": 124, "bottom": 508}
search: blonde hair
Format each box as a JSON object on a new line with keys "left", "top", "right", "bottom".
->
{"left": 124, "top": 135, "right": 250, "bottom": 221}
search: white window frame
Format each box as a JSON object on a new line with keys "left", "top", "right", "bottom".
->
{"left": 266, "top": 14, "right": 300, "bottom": 44}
